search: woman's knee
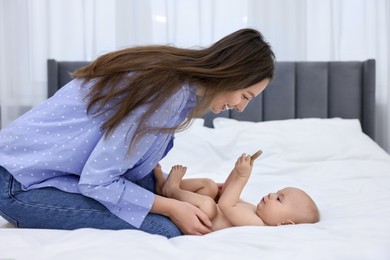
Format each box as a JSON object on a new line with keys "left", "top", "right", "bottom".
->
{"left": 140, "top": 213, "right": 182, "bottom": 238}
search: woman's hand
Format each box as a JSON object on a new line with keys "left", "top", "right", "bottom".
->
{"left": 151, "top": 195, "right": 212, "bottom": 235}
{"left": 168, "top": 200, "right": 213, "bottom": 235}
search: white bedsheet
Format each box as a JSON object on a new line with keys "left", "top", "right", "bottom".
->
{"left": 1, "top": 118, "right": 390, "bottom": 260}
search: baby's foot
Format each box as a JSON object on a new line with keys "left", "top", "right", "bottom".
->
{"left": 153, "top": 164, "right": 165, "bottom": 195}
{"left": 161, "top": 165, "right": 187, "bottom": 197}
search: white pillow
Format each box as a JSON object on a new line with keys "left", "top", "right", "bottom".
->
{"left": 212, "top": 117, "right": 390, "bottom": 162}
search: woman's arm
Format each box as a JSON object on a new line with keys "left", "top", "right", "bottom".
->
{"left": 78, "top": 84, "right": 195, "bottom": 229}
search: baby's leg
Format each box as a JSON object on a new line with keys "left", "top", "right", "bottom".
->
{"left": 153, "top": 164, "right": 165, "bottom": 196}
{"left": 180, "top": 178, "right": 219, "bottom": 200}
{"left": 163, "top": 165, "right": 218, "bottom": 220}
{"left": 153, "top": 164, "right": 218, "bottom": 199}
{"left": 161, "top": 165, "right": 187, "bottom": 198}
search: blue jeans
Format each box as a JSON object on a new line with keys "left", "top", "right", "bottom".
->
{"left": 0, "top": 166, "right": 182, "bottom": 238}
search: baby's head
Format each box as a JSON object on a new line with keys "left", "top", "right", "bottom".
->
{"left": 256, "top": 187, "right": 319, "bottom": 226}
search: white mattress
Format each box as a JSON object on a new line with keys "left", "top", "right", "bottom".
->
{"left": 1, "top": 118, "right": 390, "bottom": 260}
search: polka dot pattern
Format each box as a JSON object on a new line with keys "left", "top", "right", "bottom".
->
{"left": 0, "top": 78, "right": 197, "bottom": 228}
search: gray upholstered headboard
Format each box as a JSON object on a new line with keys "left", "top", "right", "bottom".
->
{"left": 47, "top": 59, "right": 376, "bottom": 140}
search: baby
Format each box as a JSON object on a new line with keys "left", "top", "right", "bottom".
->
{"left": 154, "top": 151, "right": 320, "bottom": 231}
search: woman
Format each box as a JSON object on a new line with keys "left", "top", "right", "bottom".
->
{"left": 0, "top": 28, "right": 275, "bottom": 238}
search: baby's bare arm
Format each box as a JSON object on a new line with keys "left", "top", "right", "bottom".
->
{"left": 218, "top": 150, "right": 262, "bottom": 197}
{"left": 218, "top": 154, "right": 264, "bottom": 226}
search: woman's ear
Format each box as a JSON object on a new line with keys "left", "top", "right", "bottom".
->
{"left": 277, "top": 220, "right": 295, "bottom": 226}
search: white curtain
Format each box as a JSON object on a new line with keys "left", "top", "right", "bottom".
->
{"left": 0, "top": 0, "right": 389, "bottom": 152}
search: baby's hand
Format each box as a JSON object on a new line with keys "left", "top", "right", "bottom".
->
{"left": 234, "top": 153, "right": 253, "bottom": 177}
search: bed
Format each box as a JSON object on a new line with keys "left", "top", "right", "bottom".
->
{"left": 1, "top": 59, "right": 390, "bottom": 260}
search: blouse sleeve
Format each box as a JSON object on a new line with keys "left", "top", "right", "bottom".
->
{"left": 77, "top": 85, "right": 192, "bottom": 228}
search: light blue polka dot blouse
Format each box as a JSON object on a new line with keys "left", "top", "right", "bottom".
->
{"left": 0, "top": 78, "right": 197, "bottom": 228}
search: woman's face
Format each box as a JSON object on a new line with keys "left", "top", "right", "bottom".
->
{"left": 208, "top": 78, "right": 270, "bottom": 114}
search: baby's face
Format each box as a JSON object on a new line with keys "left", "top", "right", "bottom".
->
{"left": 256, "top": 187, "right": 313, "bottom": 226}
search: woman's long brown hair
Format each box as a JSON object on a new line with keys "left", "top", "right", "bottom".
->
{"left": 72, "top": 28, "right": 275, "bottom": 154}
